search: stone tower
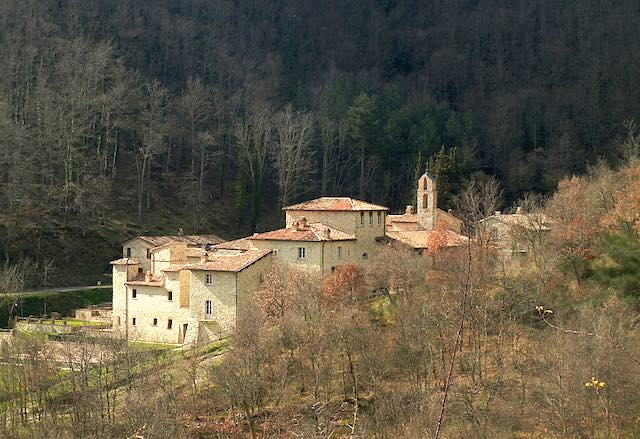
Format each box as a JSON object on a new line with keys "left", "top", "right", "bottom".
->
{"left": 416, "top": 172, "right": 437, "bottom": 230}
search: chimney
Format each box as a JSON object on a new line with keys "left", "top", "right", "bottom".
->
{"left": 177, "top": 227, "right": 184, "bottom": 236}
{"left": 324, "top": 227, "right": 331, "bottom": 238}
{"left": 516, "top": 206, "right": 523, "bottom": 215}
{"left": 298, "top": 217, "right": 308, "bottom": 229}
{"left": 405, "top": 205, "right": 414, "bottom": 214}
{"left": 145, "top": 271, "right": 152, "bottom": 282}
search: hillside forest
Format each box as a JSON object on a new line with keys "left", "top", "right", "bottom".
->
{"left": 1, "top": 159, "right": 640, "bottom": 437}
{"left": 1, "top": 0, "right": 640, "bottom": 286}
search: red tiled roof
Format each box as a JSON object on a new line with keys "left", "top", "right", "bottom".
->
{"left": 386, "top": 214, "right": 426, "bottom": 231}
{"left": 187, "top": 247, "right": 207, "bottom": 257}
{"left": 125, "top": 234, "right": 225, "bottom": 247}
{"left": 126, "top": 273, "right": 164, "bottom": 286}
{"left": 386, "top": 230, "right": 468, "bottom": 249}
{"left": 480, "top": 213, "right": 553, "bottom": 230}
{"left": 283, "top": 197, "right": 388, "bottom": 211}
{"left": 163, "top": 249, "right": 271, "bottom": 273}
{"left": 249, "top": 223, "right": 355, "bottom": 242}
{"left": 110, "top": 258, "right": 139, "bottom": 265}
{"left": 214, "top": 237, "right": 253, "bottom": 251}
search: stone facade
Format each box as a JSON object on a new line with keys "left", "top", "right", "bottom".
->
{"left": 416, "top": 173, "right": 438, "bottom": 229}
{"left": 478, "top": 209, "right": 552, "bottom": 270}
{"left": 386, "top": 173, "right": 462, "bottom": 233}
{"left": 111, "top": 244, "right": 272, "bottom": 346}
{"left": 122, "top": 234, "right": 224, "bottom": 273}
{"left": 250, "top": 238, "right": 360, "bottom": 275}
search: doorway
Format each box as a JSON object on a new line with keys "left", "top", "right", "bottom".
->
{"left": 180, "top": 323, "right": 188, "bottom": 343}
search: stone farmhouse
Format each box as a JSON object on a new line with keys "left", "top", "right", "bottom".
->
{"left": 110, "top": 173, "right": 469, "bottom": 345}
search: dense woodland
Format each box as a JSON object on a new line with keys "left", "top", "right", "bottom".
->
{"left": 1, "top": 0, "right": 640, "bottom": 285}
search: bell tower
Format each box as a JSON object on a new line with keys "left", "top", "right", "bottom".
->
{"left": 416, "top": 173, "right": 437, "bottom": 229}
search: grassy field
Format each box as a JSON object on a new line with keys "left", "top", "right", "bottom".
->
{"left": 0, "top": 287, "right": 112, "bottom": 329}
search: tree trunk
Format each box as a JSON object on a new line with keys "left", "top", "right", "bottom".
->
{"left": 137, "top": 155, "right": 147, "bottom": 223}
{"left": 242, "top": 401, "right": 257, "bottom": 439}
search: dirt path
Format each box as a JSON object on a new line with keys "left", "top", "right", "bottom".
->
{"left": 4, "top": 284, "right": 112, "bottom": 297}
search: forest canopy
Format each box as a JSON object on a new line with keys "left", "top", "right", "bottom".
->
{"left": 1, "top": 0, "right": 639, "bottom": 285}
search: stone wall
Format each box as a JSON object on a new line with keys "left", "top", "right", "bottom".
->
{"left": 123, "top": 238, "right": 153, "bottom": 272}
{"left": 111, "top": 250, "right": 272, "bottom": 346}
{"left": 286, "top": 210, "right": 357, "bottom": 234}
{"left": 75, "top": 307, "right": 112, "bottom": 322}
{"left": 282, "top": 209, "right": 386, "bottom": 271}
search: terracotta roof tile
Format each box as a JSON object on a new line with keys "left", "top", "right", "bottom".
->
{"left": 163, "top": 249, "right": 271, "bottom": 273}
{"left": 187, "top": 247, "right": 207, "bottom": 257}
{"left": 214, "top": 237, "right": 253, "bottom": 250}
{"left": 125, "top": 234, "right": 225, "bottom": 247}
{"left": 387, "top": 230, "right": 468, "bottom": 249}
{"left": 283, "top": 197, "right": 388, "bottom": 211}
{"left": 126, "top": 273, "right": 164, "bottom": 286}
{"left": 481, "top": 213, "right": 553, "bottom": 230}
{"left": 249, "top": 223, "right": 355, "bottom": 242}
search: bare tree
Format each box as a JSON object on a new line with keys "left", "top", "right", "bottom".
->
{"left": 136, "top": 80, "right": 169, "bottom": 222}
{"left": 0, "top": 259, "right": 31, "bottom": 327}
{"left": 272, "top": 104, "right": 315, "bottom": 209}
{"left": 178, "top": 78, "right": 212, "bottom": 229}
{"left": 235, "top": 102, "right": 273, "bottom": 230}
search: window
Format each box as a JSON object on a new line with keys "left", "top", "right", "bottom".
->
{"left": 167, "top": 319, "right": 173, "bottom": 329}
{"left": 152, "top": 318, "right": 157, "bottom": 326}
{"left": 273, "top": 249, "right": 279, "bottom": 257}
{"left": 132, "top": 317, "right": 136, "bottom": 326}
{"left": 259, "top": 273, "right": 264, "bottom": 284}
{"left": 205, "top": 300, "right": 212, "bottom": 319}
{"left": 369, "top": 211, "right": 373, "bottom": 225}
{"left": 362, "top": 252, "right": 368, "bottom": 259}
{"left": 132, "top": 288, "right": 137, "bottom": 299}
{"left": 491, "top": 227, "right": 498, "bottom": 240}
{"left": 167, "top": 291, "right": 173, "bottom": 301}
{"left": 205, "top": 273, "right": 213, "bottom": 285}
{"left": 117, "top": 316, "right": 121, "bottom": 326}
{"left": 377, "top": 211, "right": 382, "bottom": 225}
{"left": 360, "top": 212, "right": 364, "bottom": 226}
{"left": 298, "top": 247, "right": 306, "bottom": 259}
{"left": 146, "top": 248, "right": 151, "bottom": 259}
{"left": 138, "top": 267, "right": 143, "bottom": 275}
{"left": 126, "top": 247, "right": 132, "bottom": 257}
{"left": 337, "top": 246, "right": 342, "bottom": 258}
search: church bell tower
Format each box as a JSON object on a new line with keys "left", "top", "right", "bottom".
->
{"left": 416, "top": 173, "right": 437, "bottom": 229}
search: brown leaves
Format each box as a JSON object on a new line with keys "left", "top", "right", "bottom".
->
{"left": 320, "top": 263, "right": 369, "bottom": 308}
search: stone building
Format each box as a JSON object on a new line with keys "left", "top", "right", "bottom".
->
{"left": 249, "top": 197, "right": 389, "bottom": 274}
{"left": 122, "top": 234, "right": 224, "bottom": 273}
{"left": 385, "top": 228, "right": 468, "bottom": 264}
{"left": 110, "top": 176, "right": 467, "bottom": 346}
{"left": 111, "top": 243, "right": 271, "bottom": 345}
{"left": 386, "top": 172, "right": 462, "bottom": 233}
{"left": 478, "top": 207, "right": 553, "bottom": 269}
